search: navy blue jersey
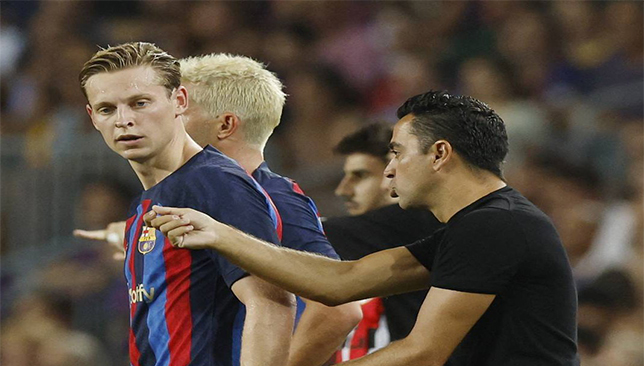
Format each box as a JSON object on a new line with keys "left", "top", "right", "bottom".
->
{"left": 123, "top": 146, "right": 281, "bottom": 366}
{"left": 252, "top": 162, "right": 339, "bottom": 322}
{"left": 252, "top": 162, "right": 338, "bottom": 259}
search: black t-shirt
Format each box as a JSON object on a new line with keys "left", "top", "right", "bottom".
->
{"left": 324, "top": 204, "right": 443, "bottom": 340}
{"left": 407, "top": 186, "right": 579, "bottom": 366}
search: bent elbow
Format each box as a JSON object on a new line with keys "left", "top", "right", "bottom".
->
{"left": 339, "top": 302, "right": 363, "bottom": 329}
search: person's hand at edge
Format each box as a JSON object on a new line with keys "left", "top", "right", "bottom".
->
{"left": 74, "top": 221, "right": 127, "bottom": 260}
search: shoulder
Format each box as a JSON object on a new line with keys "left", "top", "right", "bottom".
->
{"left": 183, "top": 150, "right": 258, "bottom": 191}
{"left": 452, "top": 206, "right": 515, "bottom": 231}
{"left": 253, "top": 166, "right": 297, "bottom": 194}
{"left": 254, "top": 169, "right": 313, "bottom": 207}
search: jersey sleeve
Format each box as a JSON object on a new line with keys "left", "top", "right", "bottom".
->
{"left": 431, "top": 208, "right": 527, "bottom": 294}
{"left": 270, "top": 183, "right": 340, "bottom": 259}
{"left": 185, "top": 170, "right": 281, "bottom": 287}
{"left": 404, "top": 229, "right": 444, "bottom": 272}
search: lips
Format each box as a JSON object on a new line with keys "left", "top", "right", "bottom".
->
{"left": 390, "top": 187, "right": 399, "bottom": 198}
{"left": 116, "top": 134, "right": 143, "bottom": 143}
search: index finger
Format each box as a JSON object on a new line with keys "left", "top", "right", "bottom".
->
{"left": 73, "top": 229, "right": 107, "bottom": 241}
{"left": 152, "top": 205, "right": 188, "bottom": 216}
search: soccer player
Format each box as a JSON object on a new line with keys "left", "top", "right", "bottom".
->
{"left": 147, "top": 90, "right": 580, "bottom": 366}
{"left": 326, "top": 123, "right": 442, "bottom": 360}
{"left": 79, "top": 42, "right": 295, "bottom": 366}
{"left": 178, "top": 53, "right": 361, "bottom": 366}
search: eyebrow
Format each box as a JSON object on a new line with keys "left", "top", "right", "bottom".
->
{"left": 91, "top": 94, "right": 153, "bottom": 108}
{"left": 347, "top": 168, "right": 371, "bottom": 175}
{"left": 389, "top": 142, "right": 401, "bottom": 150}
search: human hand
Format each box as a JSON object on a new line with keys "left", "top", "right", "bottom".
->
{"left": 73, "top": 221, "right": 127, "bottom": 260}
{"left": 144, "top": 205, "right": 225, "bottom": 250}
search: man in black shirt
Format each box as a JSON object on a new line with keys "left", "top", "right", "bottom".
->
{"left": 147, "top": 90, "right": 579, "bottom": 366}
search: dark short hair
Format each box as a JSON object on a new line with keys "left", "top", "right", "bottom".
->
{"left": 397, "top": 90, "right": 509, "bottom": 178}
{"left": 79, "top": 42, "right": 180, "bottom": 100}
{"left": 334, "top": 122, "right": 393, "bottom": 163}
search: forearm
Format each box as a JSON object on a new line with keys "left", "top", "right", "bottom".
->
{"left": 216, "top": 225, "right": 364, "bottom": 305}
{"left": 240, "top": 295, "right": 296, "bottom": 366}
{"left": 339, "top": 336, "right": 438, "bottom": 366}
{"left": 149, "top": 207, "right": 430, "bottom": 304}
{"left": 287, "top": 300, "right": 362, "bottom": 366}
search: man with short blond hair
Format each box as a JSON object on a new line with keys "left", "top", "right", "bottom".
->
{"left": 180, "top": 53, "right": 284, "bottom": 149}
{"left": 180, "top": 53, "right": 362, "bottom": 366}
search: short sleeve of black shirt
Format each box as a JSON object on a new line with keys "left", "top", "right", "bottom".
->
{"left": 408, "top": 208, "right": 526, "bottom": 295}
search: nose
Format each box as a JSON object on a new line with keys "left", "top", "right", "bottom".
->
{"left": 384, "top": 159, "right": 395, "bottom": 179}
{"left": 335, "top": 177, "right": 352, "bottom": 198}
{"left": 115, "top": 107, "right": 135, "bottom": 128}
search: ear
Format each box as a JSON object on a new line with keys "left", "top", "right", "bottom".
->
{"left": 431, "top": 140, "right": 453, "bottom": 171}
{"left": 216, "top": 113, "right": 240, "bottom": 140}
{"left": 86, "top": 104, "right": 99, "bottom": 130}
{"left": 174, "top": 86, "right": 189, "bottom": 115}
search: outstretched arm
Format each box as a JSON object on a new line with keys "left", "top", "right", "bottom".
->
{"left": 74, "top": 221, "right": 127, "bottom": 260}
{"left": 145, "top": 206, "right": 430, "bottom": 306}
{"left": 288, "top": 299, "right": 362, "bottom": 366}
{"left": 231, "top": 275, "right": 296, "bottom": 366}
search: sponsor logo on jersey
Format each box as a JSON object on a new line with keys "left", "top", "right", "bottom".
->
{"left": 129, "top": 284, "right": 155, "bottom": 304}
{"left": 138, "top": 226, "right": 156, "bottom": 254}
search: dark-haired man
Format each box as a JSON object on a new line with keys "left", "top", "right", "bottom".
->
{"left": 334, "top": 123, "right": 398, "bottom": 216}
{"left": 326, "top": 123, "right": 441, "bottom": 360}
{"left": 147, "top": 90, "right": 579, "bottom": 366}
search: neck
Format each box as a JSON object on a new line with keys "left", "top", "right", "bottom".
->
{"left": 217, "top": 141, "right": 265, "bottom": 173}
{"left": 131, "top": 134, "right": 202, "bottom": 190}
{"left": 429, "top": 170, "right": 507, "bottom": 223}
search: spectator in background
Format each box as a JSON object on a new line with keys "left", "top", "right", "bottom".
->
{"left": 2, "top": 177, "right": 134, "bottom": 365}
{"left": 576, "top": 270, "right": 642, "bottom": 366}
{"left": 458, "top": 56, "right": 548, "bottom": 175}
{"left": 282, "top": 65, "right": 363, "bottom": 172}
{"left": 325, "top": 123, "right": 442, "bottom": 361}
{"left": 1, "top": 290, "right": 109, "bottom": 366}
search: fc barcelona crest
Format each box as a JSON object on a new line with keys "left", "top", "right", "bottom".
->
{"left": 138, "top": 226, "right": 157, "bottom": 254}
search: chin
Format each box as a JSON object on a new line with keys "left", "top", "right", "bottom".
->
{"left": 397, "top": 200, "right": 410, "bottom": 210}
{"left": 397, "top": 197, "right": 421, "bottom": 210}
{"left": 120, "top": 149, "right": 151, "bottom": 163}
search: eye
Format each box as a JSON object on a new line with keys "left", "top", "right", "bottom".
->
{"left": 97, "top": 107, "right": 114, "bottom": 115}
{"left": 134, "top": 100, "right": 149, "bottom": 108}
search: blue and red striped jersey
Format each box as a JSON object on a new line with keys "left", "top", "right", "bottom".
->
{"left": 123, "top": 146, "right": 281, "bottom": 366}
{"left": 251, "top": 162, "right": 340, "bottom": 324}
{"left": 252, "top": 162, "right": 338, "bottom": 259}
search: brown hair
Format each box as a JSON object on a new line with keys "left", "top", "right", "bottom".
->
{"left": 79, "top": 42, "right": 180, "bottom": 100}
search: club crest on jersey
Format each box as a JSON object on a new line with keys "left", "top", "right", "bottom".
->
{"left": 138, "top": 226, "right": 157, "bottom": 254}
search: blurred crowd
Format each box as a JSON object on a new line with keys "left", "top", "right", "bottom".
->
{"left": 1, "top": 1, "right": 642, "bottom": 365}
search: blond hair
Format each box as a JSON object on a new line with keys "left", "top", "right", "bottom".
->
{"left": 180, "top": 54, "right": 286, "bottom": 147}
{"left": 79, "top": 42, "right": 180, "bottom": 100}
